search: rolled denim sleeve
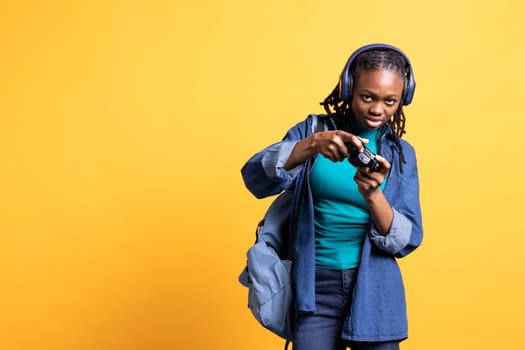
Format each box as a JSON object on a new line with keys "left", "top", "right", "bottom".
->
{"left": 241, "top": 141, "right": 304, "bottom": 198}
{"left": 261, "top": 141, "right": 302, "bottom": 182}
{"left": 369, "top": 208, "right": 412, "bottom": 255}
{"left": 241, "top": 118, "right": 313, "bottom": 199}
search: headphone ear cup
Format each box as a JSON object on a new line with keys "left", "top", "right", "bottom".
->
{"left": 346, "top": 75, "right": 353, "bottom": 103}
{"left": 402, "top": 77, "right": 408, "bottom": 104}
{"left": 338, "top": 71, "right": 353, "bottom": 102}
{"left": 338, "top": 79, "right": 344, "bottom": 101}
{"left": 338, "top": 73, "right": 347, "bottom": 102}
{"left": 403, "top": 71, "right": 416, "bottom": 105}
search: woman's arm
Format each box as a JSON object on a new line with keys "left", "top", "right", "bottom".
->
{"left": 361, "top": 145, "right": 423, "bottom": 257}
{"left": 354, "top": 155, "right": 393, "bottom": 235}
{"left": 242, "top": 116, "right": 366, "bottom": 198}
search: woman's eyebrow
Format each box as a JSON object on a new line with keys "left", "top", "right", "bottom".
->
{"left": 358, "top": 89, "right": 400, "bottom": 97}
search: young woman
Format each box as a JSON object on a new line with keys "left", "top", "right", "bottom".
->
{"left": 241, "top": 44, "right": 423, "bottom": 350}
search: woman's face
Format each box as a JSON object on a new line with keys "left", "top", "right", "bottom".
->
{"left": 351, "top": 69, "right": 404, "bottom": 129}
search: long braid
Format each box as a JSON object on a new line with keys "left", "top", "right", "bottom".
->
{"left": 320, "top": 49, "right": 409, "bottom": 171}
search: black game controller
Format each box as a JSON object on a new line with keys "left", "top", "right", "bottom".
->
{"left": 345, "top": 143, "right": 382, "bottom": 172}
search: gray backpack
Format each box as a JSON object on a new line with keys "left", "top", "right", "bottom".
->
{"left": 239, "top": 190, "right": 295, "bottom": 342}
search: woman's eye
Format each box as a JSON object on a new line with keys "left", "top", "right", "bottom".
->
{"left": 385, "top": 99, "right": 396, "bottom": 106}
{"left": 362, "top": 95, "right": 372, "bottom": 102}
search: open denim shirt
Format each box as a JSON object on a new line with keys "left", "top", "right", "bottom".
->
{"left": 241, "top": 114, "right": 423, "bottom": 342}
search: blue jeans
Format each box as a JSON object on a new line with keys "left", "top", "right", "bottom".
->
{"left": 292, "top": 268, "right": 400, "bottom": 350}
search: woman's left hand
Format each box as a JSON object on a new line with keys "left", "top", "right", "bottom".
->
{"left": 354, "top": 155, "right": 391, "bottom": 198}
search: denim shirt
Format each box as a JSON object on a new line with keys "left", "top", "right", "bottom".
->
{"left": 241, "top": 114, "right": 423, "bottom": 342}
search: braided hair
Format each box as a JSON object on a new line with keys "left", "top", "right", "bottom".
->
{"left": 320, "top": 49, "right": 409, "bottom": 170}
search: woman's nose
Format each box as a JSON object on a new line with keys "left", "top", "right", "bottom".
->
{"left": 369, "top": 103, "right": 383, "bottom": 116}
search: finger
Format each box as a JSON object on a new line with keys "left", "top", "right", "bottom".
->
{"left": 325, "top": 150, "right": 337, "bottom": 162}
{"left": 354, "top": 168, "right": 370, "bottom": 183}
{"left": 352, "top": 135, "right": 367, "bottom": 152}
{"left": 374, "top": 155, "right": 391, "bottom": 175}
{"left": 374, "top": 155, "right": 391, "bottom": 169}
{"left": 336, "top": 143, "right": 349, "bottom": 160}
{"left": 357, "top": 168, "right": 381, "bottom": 186}
{"left": 354, "top": 173, "right": 375, "bottom": 192}
{"left": 330, "top": 131, "right": 355, "bottom": 158}
{"left": 327, "top": 143, "right": 346, "bottom": 161}
{"left": 340, "top": 131, "right": 368, "bottom": 147}
{"left": 344, "top": 138, "right": 367, "bottom": 156}
{"left": 357, "top": 136, "right": 369, "bottom": 145}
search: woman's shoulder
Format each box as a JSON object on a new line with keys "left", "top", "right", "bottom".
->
{"left": 300, "top": 113, "right": 332, "bottom": 125}
{"left": 397, "top": 138, "right": 420, "bottom": 168}
{"left": 399, "top": 137, "right": 416, "bottom": 152}
{"left": 285, "top": 114, "right": 333, "bottom": 139}
{"left": 307, "top": 113, "right": 337, "bottom": 132}
{"left": 383, "top": 129, "right": 416, "bottom": 152}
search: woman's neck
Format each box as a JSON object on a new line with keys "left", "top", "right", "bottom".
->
{"left": 348, "top": 120, "right": 382, "bottom": 140}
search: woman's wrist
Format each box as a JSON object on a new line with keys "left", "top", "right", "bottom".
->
{"left": 365, "top": 190, "right": 393, "bottom": 235}
{"left": 304, "top": 134, "right": 318, "bottom": 156}
{"left": 284, "top": 136, "right": 316, "bottom": 170}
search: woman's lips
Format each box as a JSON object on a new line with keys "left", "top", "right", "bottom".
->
{"left": 365, "top": 116, "right": 384, "bottom": 123}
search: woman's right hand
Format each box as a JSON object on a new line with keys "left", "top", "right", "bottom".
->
{"left": 284, "top": 130, "right": 367, "bottom": 169}
{"left": 311, "top": 130, "right": 367, "bottom": 162}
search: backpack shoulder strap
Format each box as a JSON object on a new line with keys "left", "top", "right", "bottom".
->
{"left": 312, "top": 114, "right": 335, "bottom": 134}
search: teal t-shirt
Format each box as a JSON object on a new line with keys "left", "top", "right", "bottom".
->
{"left": 309, "top": 123, "right": 386, "bottom": 269}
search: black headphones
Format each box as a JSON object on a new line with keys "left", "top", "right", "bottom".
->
{"left": 338, "top": 43, "right": 416, "bottom": 106}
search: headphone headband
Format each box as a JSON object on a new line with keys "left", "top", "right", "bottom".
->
{"left": 338, "top": 43, "right": 416, "bottom": 105}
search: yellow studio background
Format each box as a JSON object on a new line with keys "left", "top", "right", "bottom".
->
{"left": 0, "top": 0, "right": 524, "bottom": 349}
